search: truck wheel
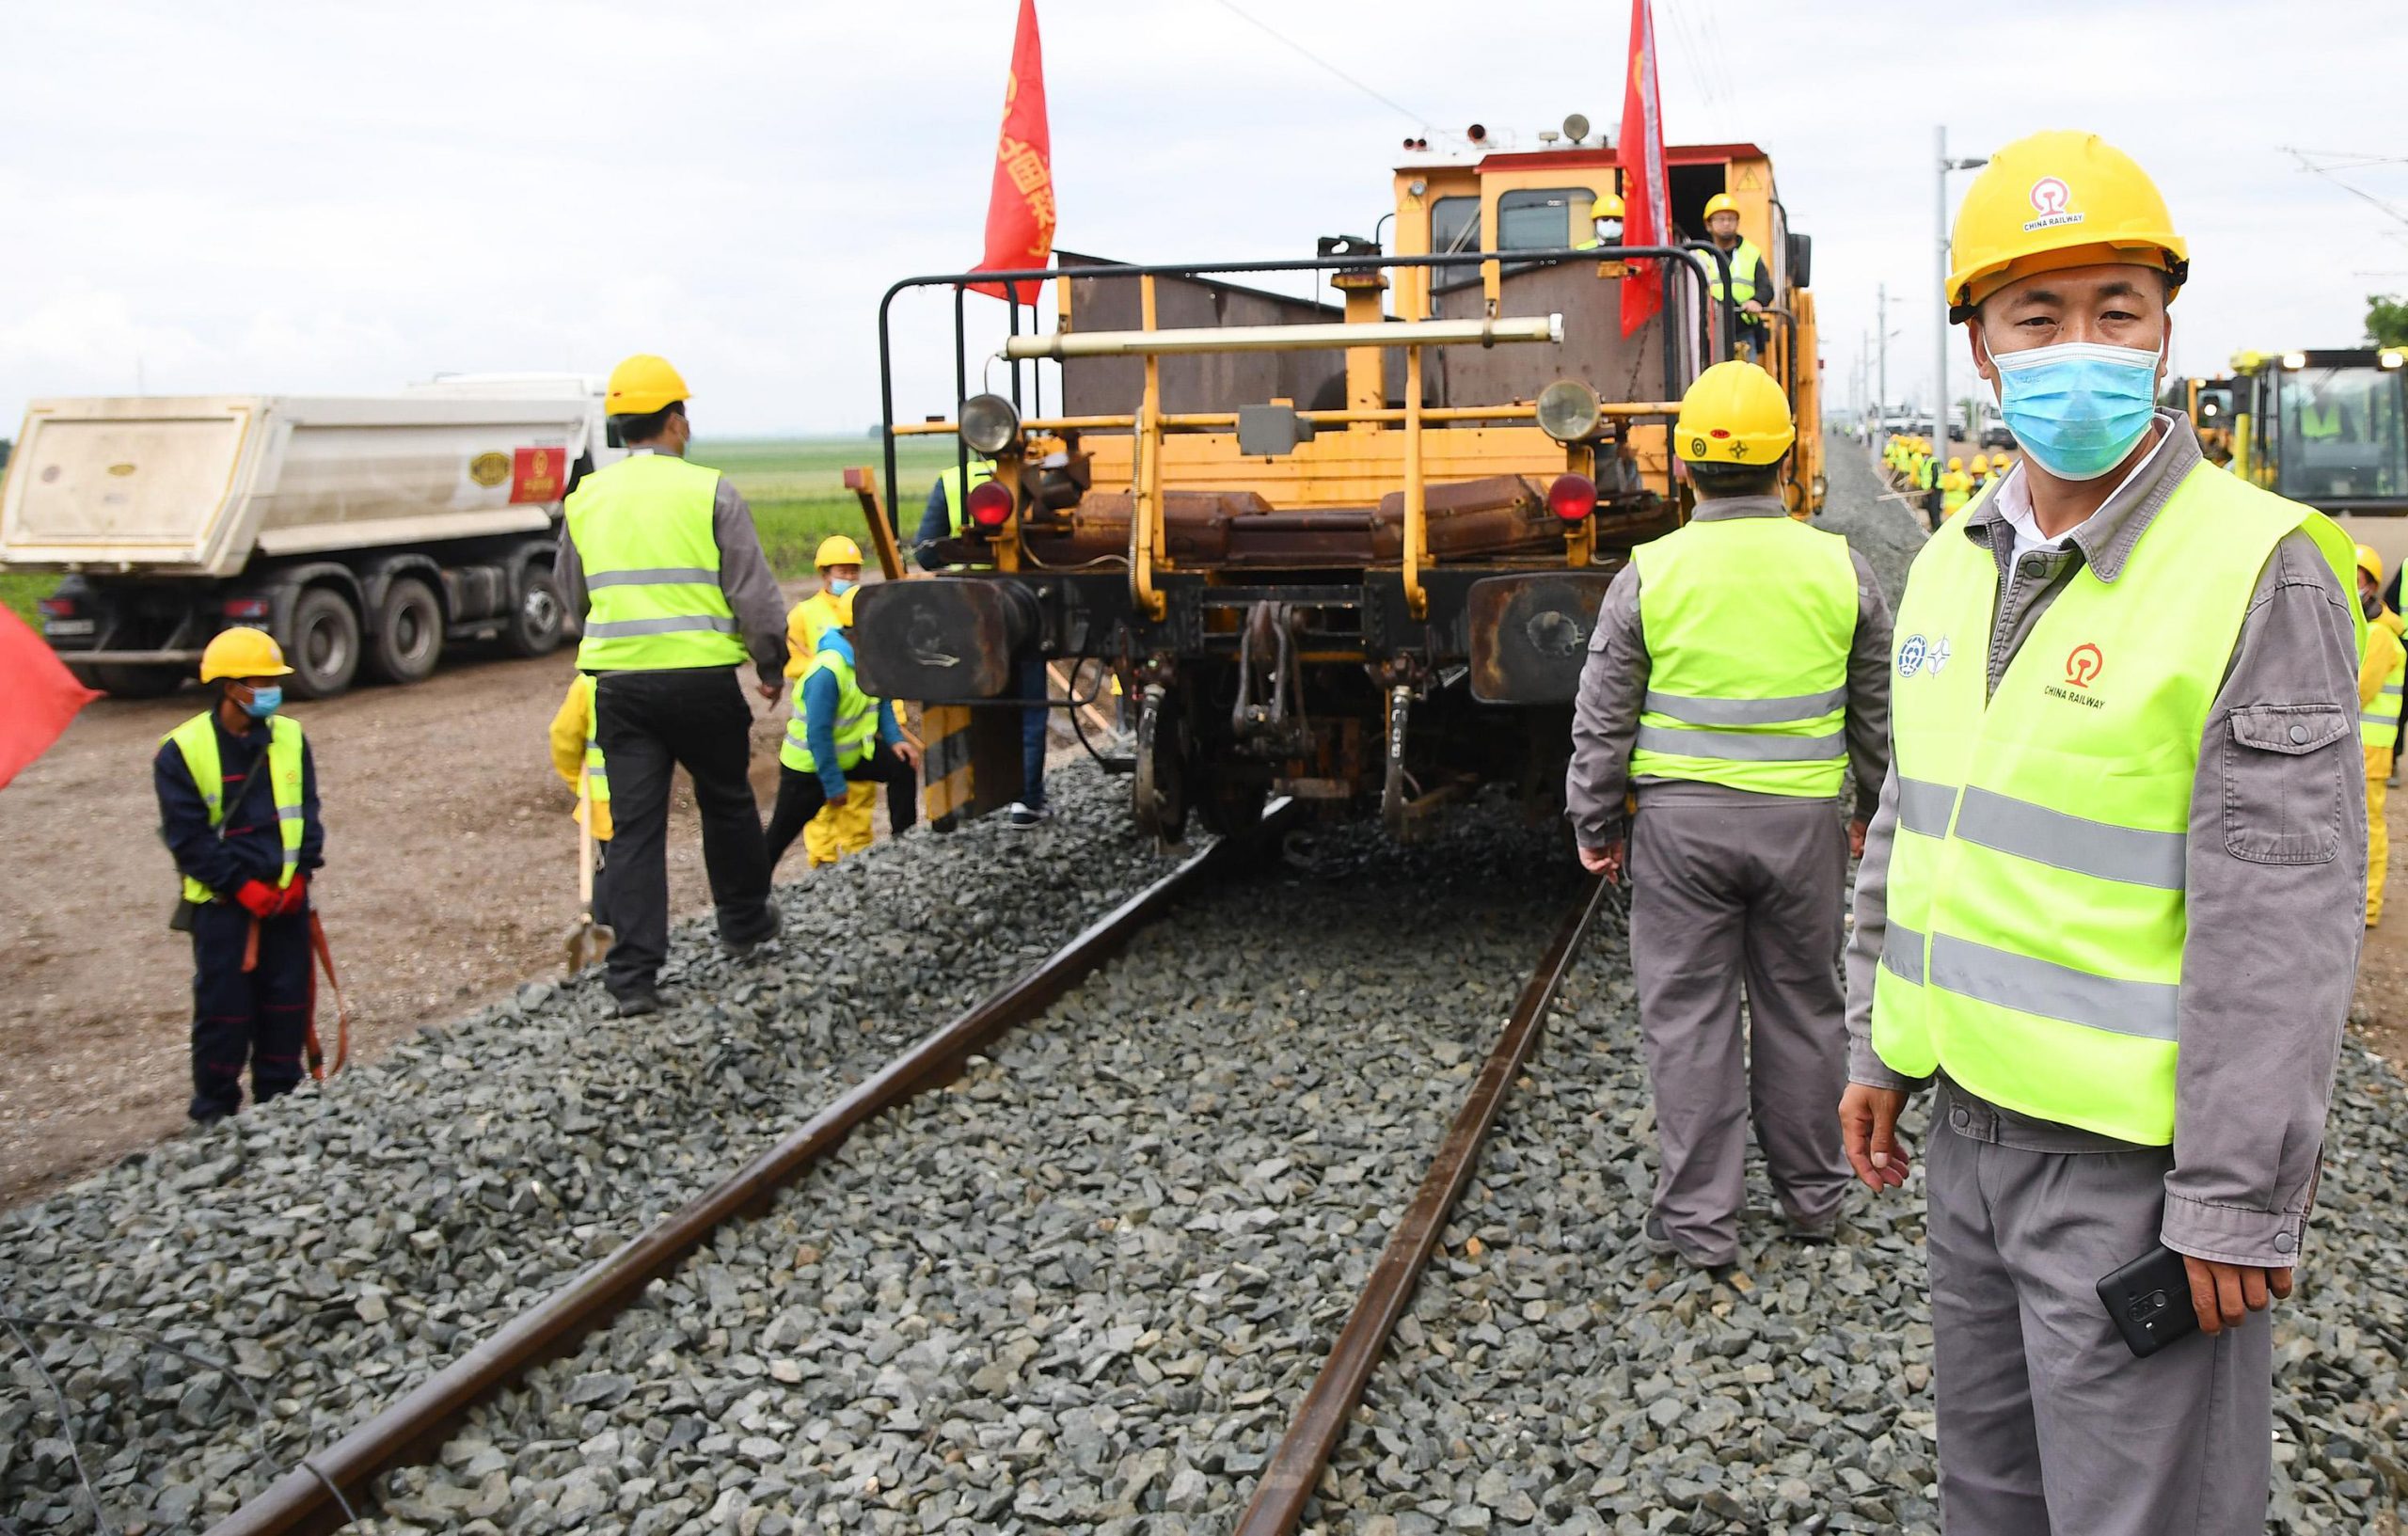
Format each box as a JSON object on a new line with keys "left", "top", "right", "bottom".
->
{"left": 368, "top": 577, "right": 443, "bottom": 684}
{"left": 69, "top": 663, "right": 184, "bottom": 699}
{"left": 284, "top": 587, "right": 361, "bottom": 699}
{"left": 502, "top": 565, "right": 566, "bottom": 657}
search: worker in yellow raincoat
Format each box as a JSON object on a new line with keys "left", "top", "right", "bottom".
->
{"left": 2357, "top": 545, "right": 2405, "bottom": 925}
{"left": 784, "top": 535, "right": 879, "bottom": 867}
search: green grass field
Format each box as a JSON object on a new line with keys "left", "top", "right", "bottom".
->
{"left": 0, "top": 438, "right": 950, "bottom": 625}
{"left": 690, "top": 437, "right": 961, "bottom": 578}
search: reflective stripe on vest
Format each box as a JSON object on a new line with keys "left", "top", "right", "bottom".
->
{"left": 577, "top": 673, "right": 610, "bottom": 804}
{"left": 1707, "top": 237, "right": 1765, "bottom": 307}
{"left": 1871, "top": 463, "right": 2357, "bottom": 1145}
{"left": 2362, "top": 624, "right": 2406, "bottom": 746}
{"left": 780, "top": 646, "right": 879, "bottom": 775}
{"left": 565, "top": 453, "right": 746, "bottom": 671}
{"left": 166, "top": 712, "right": 305, "bottom": 905}
{"left": 1625, "top": 515, "right": 1859, "bottom": 798}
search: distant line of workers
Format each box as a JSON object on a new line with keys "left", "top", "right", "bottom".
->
{"left": 1882, "top": 433, "right": 2011, "bottom": 528}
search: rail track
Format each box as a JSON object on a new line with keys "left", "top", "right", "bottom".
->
{"left": 189, "top": 807, "right": 1607, "bottom": 1534}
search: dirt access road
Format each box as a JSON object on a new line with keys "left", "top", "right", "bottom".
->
{"left": 0, "top": 646, "right": 813, "bottom": 1210}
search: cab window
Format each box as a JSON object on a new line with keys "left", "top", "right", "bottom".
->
{"left": 1431, "top": 196, "right": 1481, "bottom": 255}
{"left": 1497, "top": 187, "right": 1589, "bottom": 250}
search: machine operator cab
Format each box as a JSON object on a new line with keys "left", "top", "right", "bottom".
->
{"left": 2214, "top": 348, "right": 2408, "bottom": 574}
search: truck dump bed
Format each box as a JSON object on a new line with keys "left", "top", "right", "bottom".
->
{"left": 1, "top": 389, "right": 603, "bottom": 578}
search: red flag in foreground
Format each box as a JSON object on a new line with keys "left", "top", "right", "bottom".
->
{"left": 968, "top": 0, "right": 1055, "bottom": 305}
{"left": 1618, "top": 0, "right": 1671, "bottom": 338}
{"left": 0, "top": 605, "right": 99, "bottom": 789}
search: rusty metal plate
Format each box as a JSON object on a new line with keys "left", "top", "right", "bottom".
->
{"left": 1465, "top": 571, "right": 1618, "bottom": 704}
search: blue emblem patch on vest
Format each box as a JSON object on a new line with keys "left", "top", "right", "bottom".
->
{"left": 1898, "top": 634, "right": 1928, "bottom": 677}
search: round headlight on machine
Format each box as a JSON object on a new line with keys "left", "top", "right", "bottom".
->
{"left": 960, "top": 392, "right": 1022, "bottom": 455}
{"left": 1536, "top": 378, "right": 1603, "bottom": 444}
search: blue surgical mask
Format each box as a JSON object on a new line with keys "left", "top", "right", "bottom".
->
{"left": 1992, "top": 340, "right": 2163, "bottom": 482}
{"left": 242, "top": 686, "right": 282, "bottom": 719}
{"left": 827, "top": 578, "right": 857, "bottom": 596}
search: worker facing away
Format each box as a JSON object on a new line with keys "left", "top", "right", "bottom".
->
{"left": 765, "top": 587, "right": 923, "bottom": 873}
{"left": 916, "top": 456, "right": 1049, "bottom": 829}
{"left": 556, "top": 354, "right": 790, "bottom": 1018}
{"left": 548, "top": 672, "right": 614, "bottom": 930}
{"left": 1939, "top": 456, "right": 1972, "bottom": 517}
{"left": 2357, "top": 546, "right": 2404, "bottom": 926}
{"left": 786, "top": 534, "right": 889, "bottom": 866}
{"left": 154, "top": 627, "right": 325, "bottom": 1122}
{"left": 1567, "top": 360, "right": 1894, "bottom": 1270}
{"left": 1841, "top": 130, "right": 2365, "bottom": 1536}
{"left": 1700, "top": 192, "right": 1772, "bottom": 359}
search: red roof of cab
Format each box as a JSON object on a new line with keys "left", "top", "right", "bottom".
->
{"left": 1461, "top": 141, "right": 1768, "bottom": 172}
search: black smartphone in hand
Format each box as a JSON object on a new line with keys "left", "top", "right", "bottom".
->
{"left": 2097, "top": 1243, "right": 2199, "bottom": 1358}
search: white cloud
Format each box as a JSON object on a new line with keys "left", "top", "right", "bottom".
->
{"left": 4, "top": 0, "right": 2404, "bottom": 433}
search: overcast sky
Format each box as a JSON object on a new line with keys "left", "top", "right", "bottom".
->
{"left": 6, "top": 0, "right": 2405, "bottom": 435}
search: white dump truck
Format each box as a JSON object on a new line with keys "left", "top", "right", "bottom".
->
{"left": 0, "top": 374, "right": 621, "bottom": 697}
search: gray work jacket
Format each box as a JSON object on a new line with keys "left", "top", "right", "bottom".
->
{"left": 554, "top": 449, "right": 791, "bottom": 684}
{"left": 1844, "top": 413, "right": 2365, "bottom": 1269}
{"left": 1565, "top": 494, "right": 1894, "bottom": 847}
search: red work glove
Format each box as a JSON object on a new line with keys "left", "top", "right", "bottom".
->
{"left": 275, "top": 875, "right": 309, "bottom": 915}
{"left": 234, "top": 879, "right": 282, "bottom": 917}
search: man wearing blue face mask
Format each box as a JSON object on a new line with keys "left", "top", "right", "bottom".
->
{"left": 155, "top": 626, "right": 325, "bottom": 1122}
{"left": 1836, "top": 132, "right": 2365, "bottom": 1534}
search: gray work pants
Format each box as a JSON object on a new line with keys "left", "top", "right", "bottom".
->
{"left": 1926, "top": 1091, "right": 2273, "bottom": 1535}
{"left": 1627, "top": 798, "right": 1853, "bottom": 1262}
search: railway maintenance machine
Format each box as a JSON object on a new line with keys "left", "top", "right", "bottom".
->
{"left": 2178, "top": 347, "right": 2408, "bottom": 577}
{"left": 855, "top": 123, "right": 1820, "bottom": 840}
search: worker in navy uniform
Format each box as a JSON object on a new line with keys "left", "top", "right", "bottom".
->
{"left": 154, "top": 626, "right": 325, "bottom": 1122}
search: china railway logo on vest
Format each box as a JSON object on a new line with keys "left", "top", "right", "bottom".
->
{"left": 2044, "top": 641, "right": 2108, "bottom": 708}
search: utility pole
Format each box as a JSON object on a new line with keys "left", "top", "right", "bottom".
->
{"left": 1877, "top": 282, "right": 1889, "bottom": 435}
{"left": 1937, "top": 126, "right": 1990, "bottom": 451}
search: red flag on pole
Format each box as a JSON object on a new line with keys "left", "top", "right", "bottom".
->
{"left": 1618, "top": 0, "right": 1671, "bottom": 338}
{"left": 968, "top": 0, "right": 1055, "bottom": 305}
{"left": 0, "top": 605, "right": 99, "bottom": 789}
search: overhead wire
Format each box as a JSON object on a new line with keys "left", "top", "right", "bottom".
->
{"left": 1212, "top": 0, "right": 1459, "bottom": 147}
{"left": 2281, "top": 146, "right": 2408, "bottom": 230}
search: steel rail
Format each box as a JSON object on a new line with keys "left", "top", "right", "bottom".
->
{"left": 210, "top": 824, "right": 1268, "bottom": 1536}
{"left": 1231, "top": 875, "right": 1613, "bottom": 1535}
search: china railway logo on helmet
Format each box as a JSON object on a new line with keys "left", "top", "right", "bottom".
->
{"left": 2024, "top": 176, "right": 2084, "bottom": 233}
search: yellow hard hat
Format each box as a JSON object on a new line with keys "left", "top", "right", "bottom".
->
{"left": 1702, "top": 192, "right": 1739, "bottom": 220}
{"left": 605, "top": 354, "right": 690, "bottom": 415}
{"left": 1946, "top": 131, "right": 2188, "bottom": 323}
{"left": 199, "top": 625, "right": 293, "bottom": 683}
{"left": 2356, "top": 544, "right": 2385, "bottom": 586}
{"left": 1673, "top": 359, "right": 1795, "bottom": 466}
{"left": 815, "top": 534, "right": 864, "bottom": 568}
{"left": 1971, "top": 453, "right": 1989, "bottom": 473}
{"left": 1949, "top": 456, "right": 1964, "bottom": 471}
{"left": 1589, "top": 192, "right": 1625, "bottom": 220}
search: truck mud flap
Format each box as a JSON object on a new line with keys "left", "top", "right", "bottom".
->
{"left": 1466, "top": 572, "right": 1616, "bottom": 705}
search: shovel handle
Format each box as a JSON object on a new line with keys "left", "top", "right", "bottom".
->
{"left": 578, "top": 769, "right": 595, "bottom": 911}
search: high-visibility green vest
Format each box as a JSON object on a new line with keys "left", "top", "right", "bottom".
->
{"left": 1941, "top": 472, "right": 1971, "bottom": 514}
{"left": 576, "top": 673, "right": 610, "bottom": 809}
{"left": 939, "top": 460, "right": 999, "bottom": 538}
{"left": 1626, "top": 515, "right": 1859, "bottom": 798}
{"left": 1707, "top": 237, "right": 1766, "bottom": 308}
{"left": 166, "top": 712, "right": 305, "bottom": 904}
{"left": 564, "top": 453, "right": 747, "bottom": 671}
{"left": 1872, "top": 464, "right": 2358, "bottom": 1144}
{"left": 2363, "top": 624, "right": 2406, "bottom": 748}
{"left": 2300, "top": 400, "right": 2345, "bottom": 441}
{"left": 780, "top": 645, "right": 879, "bottom": 776}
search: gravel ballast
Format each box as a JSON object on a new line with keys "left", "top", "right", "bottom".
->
{"left": 349, "top": 809, "right": 1582, "bottom": 1535}
{"left": 0, "top": 764, "right": 1190, "bottom": 1532}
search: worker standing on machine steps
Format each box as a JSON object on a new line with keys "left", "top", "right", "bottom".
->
{"left": 556, "top": 354, "right": 789, "bottom": 1017}
{"left": 155, "top": 627, "right": 325, "bottom": 1122}
{"left": 766, "top": 588, "right": 921, "bottom": 872}
{"left": 1700, "top": 192, "right": 1772, "bottom": 360}
{"left": 1841, "top": 132, "right": 2364, "bottom": 1535}
{"left": 2356, "top": 546, "right": 2404, "bottom": 926}
{"left": 1567, "top": 360, "right": 1893, "bottom": 1270}
{"left": 915, "top": 455, "right": 1050, "bottom": 829}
